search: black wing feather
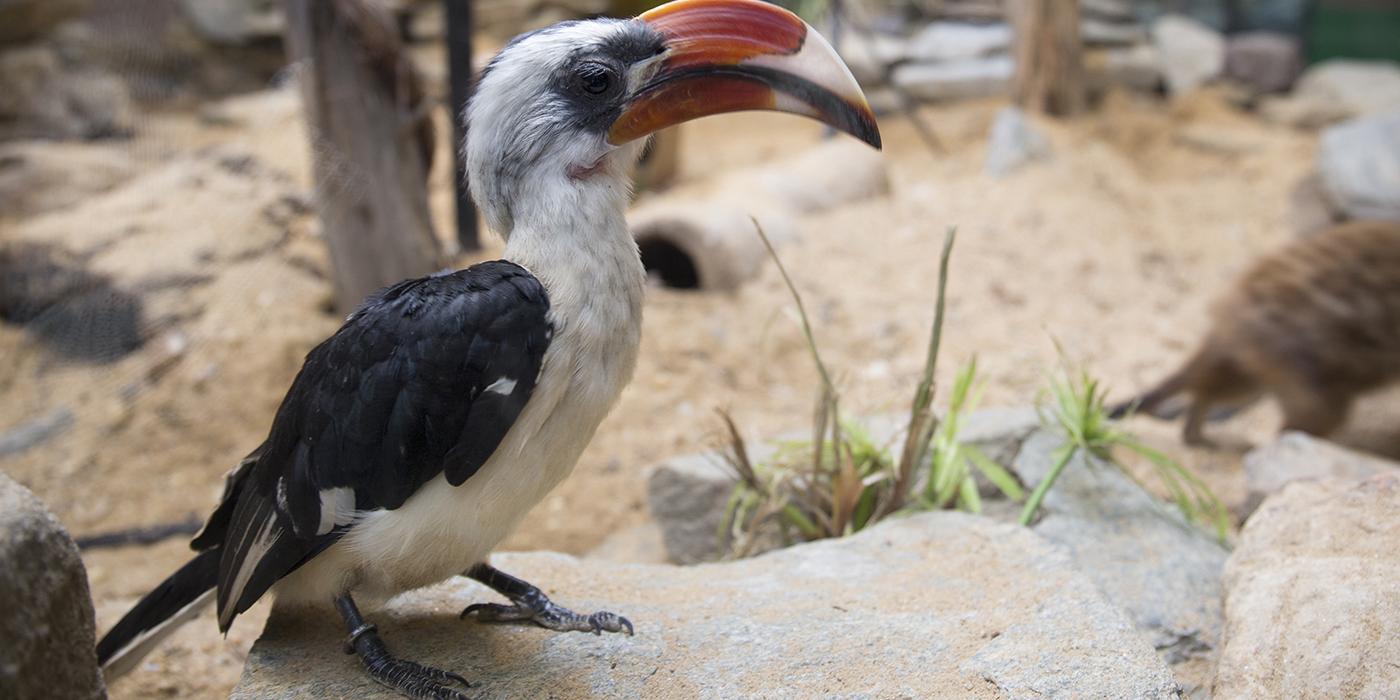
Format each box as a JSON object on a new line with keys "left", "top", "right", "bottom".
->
{"left": 210, "top": 261, "right": 551, "bottom": 629}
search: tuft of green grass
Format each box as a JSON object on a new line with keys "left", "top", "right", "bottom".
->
{"left": 919, "top": 359, "right": 1025, "bottom": 512}
{"left": 717, "top": 224, "right": 1022, "bottom": 558}
{"left": 1018, "top": 355, "right": 1229, "bottom": 541}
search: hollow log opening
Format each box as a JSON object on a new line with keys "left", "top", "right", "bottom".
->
{"left": 638, "top": 236, "right": 700, "bottom": 290}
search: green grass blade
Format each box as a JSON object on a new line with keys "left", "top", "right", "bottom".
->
{"left": 965, "top": 445, "right": 1025, "bottom": 501}
{"left": 958, "top": 474, "right": 982, "bottom": 513}
{"left": 1019, "top": 443, "right": 1077, "bottom": 526}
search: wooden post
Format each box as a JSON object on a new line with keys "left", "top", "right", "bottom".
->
{"left": 1009, "top": 0, "right": 1087, "bottom": 117}
{"left": 445, "top": 0, "right": 480, "bottom": 252}
{"left": 284, "top": 0, "right": 443, "bottom": 313}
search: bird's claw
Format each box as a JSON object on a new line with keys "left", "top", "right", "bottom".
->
{"left": 359, "top": 646, "right": 475, "bottom": 700}
{"left": 336, "top": 594, "right": 477, "bottom": 699}
{"left": 461, "top": 599, "right": 633, "bottom": 636}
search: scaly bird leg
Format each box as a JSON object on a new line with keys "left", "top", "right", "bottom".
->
{"left": 459, "top": 563, "right": 634, "bottom": 636}
{"left": 336, "top": 595, "right": 474, "bottom": 700}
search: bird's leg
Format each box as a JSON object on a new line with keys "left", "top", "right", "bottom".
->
{"left": 459, "top": 563, "right": 634, "bottom": 636}
{"left": 336, "top": 595, "right": 474, "bottom": 700}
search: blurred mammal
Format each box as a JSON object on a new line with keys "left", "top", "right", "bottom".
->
{"left": 1111, "top": 220, "right": 1400, "bottom": 445}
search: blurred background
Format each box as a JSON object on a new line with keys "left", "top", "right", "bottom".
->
{"left": 2, "top": 0, "right": 1399, "bottom": 697}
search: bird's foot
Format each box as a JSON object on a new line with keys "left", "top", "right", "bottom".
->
{"left": 360, "top": 651, "right": 474, "bottom": 700}
{"left": 337, "top": 596, "right": 476, "bottom": 700}
{"left": 460, "top": 563, "right": 633, "bottom": 636}
{"left": 460, "top": 595, "right": 633, "bottom": 635}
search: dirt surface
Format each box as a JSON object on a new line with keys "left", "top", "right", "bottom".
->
{"left": 5, "top": 80, "right": 1399, "bottom": 699}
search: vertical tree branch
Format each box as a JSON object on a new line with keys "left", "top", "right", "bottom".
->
{"left": 1009, "top": 0, "right": 1087, "bottom": 117}
{"left": 284, "top": 0, "right": 443, "bottom": 313}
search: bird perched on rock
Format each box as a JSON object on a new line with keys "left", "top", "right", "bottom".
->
{"left": 95, "top": 1, "right": 880, "bottom": 697}
{"left": 1111, "top": 220, "right": 1400, "bottom": 446}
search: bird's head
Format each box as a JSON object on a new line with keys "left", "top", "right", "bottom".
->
{"left": 466, "top": 0, "right": 881, "bottom": 238}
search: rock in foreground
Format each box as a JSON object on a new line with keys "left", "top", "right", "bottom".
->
{"left": 1216, "top": 473, "right": 1400, "bottom": 698}
{"left": 234, "top": 513, "right": 1178, "bottom": 699}
{"left": 0, "top": 472, "right": 104, "bottom": 700}
{"left": 1010, "top": 430, "right": 1226, "bottom": 693}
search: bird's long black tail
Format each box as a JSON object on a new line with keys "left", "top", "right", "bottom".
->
{"left": 96, "top": 548, "right": 220, "bottom": 680}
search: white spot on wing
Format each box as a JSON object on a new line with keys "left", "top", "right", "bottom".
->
{"left": 485, "top": 377, "right": 518, "bottom": 396}
{"left": 317, "top": 487, "right": 356, "bottom": 535}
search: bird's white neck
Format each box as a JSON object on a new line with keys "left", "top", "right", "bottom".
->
{"left": 500, "top": 166, "right": 646, "bottom": 394}
{"left": 501, "top": 165, "right": 643, "bottom": 301}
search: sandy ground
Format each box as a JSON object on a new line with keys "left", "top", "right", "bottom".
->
{"left": 5, "top": 80, "right": 1399, "bottom": 698}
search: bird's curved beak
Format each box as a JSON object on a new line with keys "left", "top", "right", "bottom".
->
{"left": 608, "top": 0, "right": 881, "bottom": 149}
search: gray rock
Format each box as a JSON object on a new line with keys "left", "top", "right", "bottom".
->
{"left": 1091, "top": 43, "right": 1164, "bottom": 92}
{"left": 0, "top": 0, "right": 87, "bottom": 44}
{"left": 1298, "top": 60, "right": 1400, "bottom": 117}
{"left": 1242, "top": 432, "right": 1398, "bottom": 519}
{"left": 1082, "top": 0, "right": 1133, "bottom": 22}
{"left": 985, "top": 106, "right": 1052, "bottom": 177}
{"left": 1080, "top": 18, "right": 1146, "bottom": 47}
{"left": 1261, "top": 60, "right": 1400, "bottom": 128}
{"left": 1216, "top": 473, "right": 1400, "bottom": 698}
{"left": 180, "top": 0, "right": 283, "bottom": 46}
{"left": 0, "top": 44, "right": 132, "bottom": 140}
{"left": 893, "top": 55, "right": 1013, "bottom": 101}
{"left": 232, "top": 512, "right": 1178, "bottom": 699}
{"left": 956, "top": 405, "right": 1041, "bottom": 470}
{"left": 1150, "top": 14, "right": 1225, "bottom": 95}
{"left": 835, "top": 32, "right": 906, "bottom": 86}
{"left": 1007, "top": 430, "right": 1227, "bottom": 690}
{"left": 1224, "top": 32, "right": 1301, "bottom": 94}
{"left": 1316, "top": 109, "right": 1400, "bottom": 223}
{"left": 905, "top": 22, "right": 1011, "bottom": 63}
{"left": 0, "top": 472, "right": 104, "bottom": 700}
{"left": 645, "top": 451, "right": 744, "bottom": 564}
{"left": 918, "top": 0, "right": 1003, "bottom": 23}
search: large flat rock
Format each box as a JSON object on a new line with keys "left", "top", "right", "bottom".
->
{"left": 234, "top": 512, "right": 1178, "bottom": 699}
{"left": 1215, "top": 473, "right": 1400, "bottom": 698}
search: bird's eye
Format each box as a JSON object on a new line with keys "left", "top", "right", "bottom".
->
{"left": 576, "top": 62, "right": 614, "bottom": 96}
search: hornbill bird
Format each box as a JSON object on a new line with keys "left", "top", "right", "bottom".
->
{"left": 95, "top": 0, "right": 880, "bottom": 697}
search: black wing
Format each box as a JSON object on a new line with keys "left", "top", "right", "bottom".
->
{"left": 211, "top": 260, "right": 551, "bottom": 630}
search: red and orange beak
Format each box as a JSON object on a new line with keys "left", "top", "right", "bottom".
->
{"left": 607, "top": 0, "right": 881, "bottom": 149}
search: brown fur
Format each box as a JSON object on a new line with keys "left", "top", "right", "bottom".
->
{"left": 1112, "top": 220, "right": 1400, "bottom": 444}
